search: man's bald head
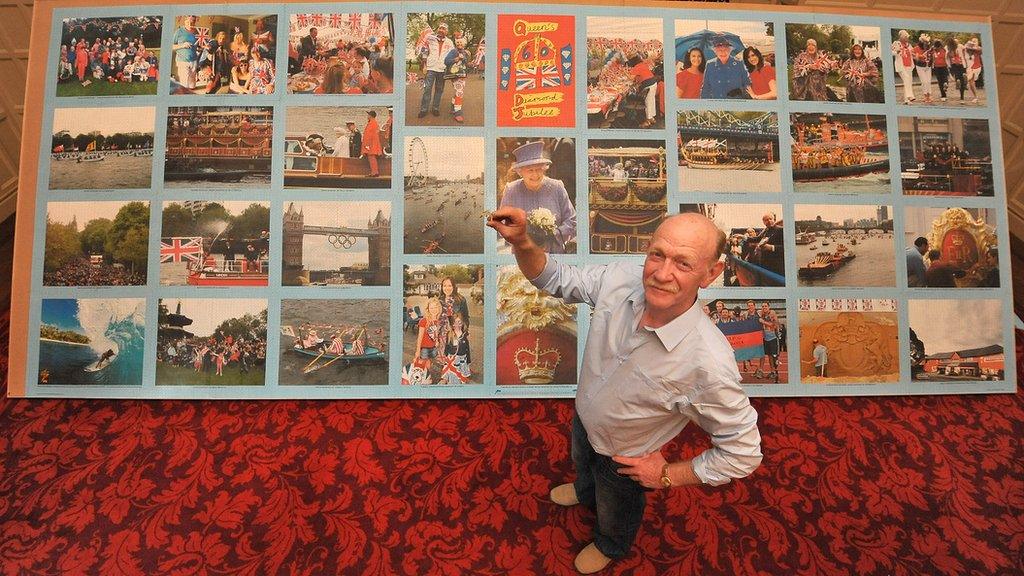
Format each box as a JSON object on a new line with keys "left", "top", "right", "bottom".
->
{"left": 655, "top": 213, "right": 727, "bottom": 263}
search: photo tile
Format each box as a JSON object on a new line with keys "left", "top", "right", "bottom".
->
{"left": 57, "top": 16, "right": 163, "bottom": 97}
{"left": 401, "top": 265, "right": 485, "bottom": 386}
{"left": 903, "top": 206, "right": 999, "bottom": 288}
{"left": 698, "top": 298, "right": 788, "bottom": 384}
{"left": 587, "top": 16, "right": 664, "bottom": 129}
{"left": 588, "top": 139, "right": 667, "bottom": 254}
{"left": 674, "top": 19, "right": 777, "bottom": 101}
{"left": 406, "top": 13, "right": 486, "bottom": 127}
{"left": 496, "top": 266, "right": 578, "bottom": 386}
{"left": 497, "top": 14, "right": 575, "bottom": 127}
{"left": 279, "top": 298, "right": 389, "bottom": 385}
{"left": 403, "top": 136, "right": 485, "bottom": 255}
{"left": 496, "top": 137, "right": 578, "bottom": 255}
{"left": 159, "top": 200, "right": 270, "bottom": 287}
{"left": 793, "top": 204, "right": 895, "bottom": 287}
{"left": 907, "top": 299, "right": 1004, "bottom": 381}
{"left": 169, "top": 14, "right": 277, "bottom": 95}
{"left": 283, "top": 106, "right": 393, "bottom": 189}
{"left": 286, "top": 12, "right": 394, "bottom": 95}
{"left": 797, "top": 298, "right": 899, "bottom": 384}
{"left": 38, "top": 298, "right": 146, "bottom": 386}
{"left": 155, "top": 298, "right": 268, "bottom": 386}
{"left": 785, "top": 23, "right": 884, "bottom": 103}
{"left": 678, "top": 110, "right": 781, "bottom": 194}
{"left": 281, "top": 200, "right": 391, "bottom": 287}
{"left": 889, "top": 29, "right": 988, "bottom": 107}
{"left": 680, "top": 203, "right": 785, "bottom": 287}
{"left": 44, "top": 200, "right": 149, "bottom": 287}
{"left": 49, "top": 106, "right": 155, "bottom": 190}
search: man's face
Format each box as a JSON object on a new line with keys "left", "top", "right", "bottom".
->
{"left": 762, "top": 214, "right": 776, "bottom": 228}
{"left": 642, "top": 217, "right": 724, "bottom": 319}
{"left": 187, "top": 16, "right": 197, "bottom": 27}
{"left": 713, "top": 44, "right": 730, "bottom": 62}
{"left": 806, "top": 41, "right": 817, "bottom": 54}
{"left": 437, "top": 26, "right": 448, "bottom": 39}
{"left": 516, "top": 164, "right": 547, "bottom": 189}
{"left": 747, "top": 302, "right": 756, "bottom": 314}
{"left": 310, "top": 28, "right": 317, "bottom": 39}
{"left": 917, "top": 242, "right": 929, "bottom": 255}
{"left": 761, "top": 303, "right": 770, "bottom": 314}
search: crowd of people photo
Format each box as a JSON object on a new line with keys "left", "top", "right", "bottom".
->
{"left": 587, "top": 34, "right": 665, "bottom": 128}
{"left": 157, "top": 331, "right": 266, "bottom": 377}
{"left": 44, "top": 258, "right": 145, "bottom": 287}
{"left": 287, "top": 13, "right": 394, "bottom": 95}
{"left": 58, "top": 36, "right": 158, "bottom": 86}
{"left": 171, "top": 15, "right": 276, "bottom": 94}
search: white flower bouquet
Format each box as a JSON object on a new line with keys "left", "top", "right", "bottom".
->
{"left": 527, "top": 207, "right": 559, "bottom": 249}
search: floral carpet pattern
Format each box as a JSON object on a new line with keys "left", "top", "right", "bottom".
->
{"left": 1, "top": 310, "right": 1021, "bottom": 575}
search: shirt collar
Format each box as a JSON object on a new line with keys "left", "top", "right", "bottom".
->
{"left": 628, "top": 287, "right": 702, "bottom": 352}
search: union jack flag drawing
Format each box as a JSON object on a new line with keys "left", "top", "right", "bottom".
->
{"left": 515, "top": 64, "right": 561, "bottom": 91}
{"left": 194, "top": 27, "right": 210, "bottom": 50}
{"left": 160, "top": 237, "right": 203, "bottom": 263}
{"left": 328, "top": 14, "right": 342, "bottom": 28}
{"left": 295, "top": 14, "right": 311, "bottom": 28}
{"left": 311, "top": 14, "right": 326, "bottom": 28}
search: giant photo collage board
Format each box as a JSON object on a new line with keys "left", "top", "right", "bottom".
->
{"left": 9, "top": 0, "right": 1017, "bottom": 398}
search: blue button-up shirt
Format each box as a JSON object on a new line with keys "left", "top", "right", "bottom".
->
{"left": 906, "top": 247, "right": 927, "bottom": 287}
{"left": 700, "top": 57, "right": 751, "bottom": 99}
{"left": 532, "top": 257, "right": 763, "bottom": 485}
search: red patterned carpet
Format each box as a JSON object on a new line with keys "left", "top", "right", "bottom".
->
{"left": 1, "top": 309, "right": 1021, "bottom": 575}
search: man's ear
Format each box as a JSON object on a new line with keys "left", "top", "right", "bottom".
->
{"left": 702, "top": 260, "right": 726, "bottom": 288}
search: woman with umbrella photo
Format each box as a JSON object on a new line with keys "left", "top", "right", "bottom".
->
{"left": 675, "top": 21, "right": 773, "bottom": 100}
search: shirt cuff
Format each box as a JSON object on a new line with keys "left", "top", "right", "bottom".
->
{"left": 690, "top": 451, "right": 728, "bottom": 487}
{"left": 527, "top": 253, "right": 555, "bottom": 286}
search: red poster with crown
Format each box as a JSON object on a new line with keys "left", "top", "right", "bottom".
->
{"left": 497, "top": 14, "right": 575, "bottom": 127}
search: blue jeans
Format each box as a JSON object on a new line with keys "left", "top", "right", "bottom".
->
{"left": 420, "top": 70, "right": 446, "bottom": 113}
{"left": 571, "top": 414, "right": 647, "bottom": 559}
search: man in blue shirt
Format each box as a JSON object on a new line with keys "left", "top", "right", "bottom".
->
{"left": 488, "top": 207, "right": 762, "bottom": 574}
{"left": 700, "top": 35, "right": 751, "bottom": 99}
{"left": 906, "top": 236, "right": 929, "bottom": 287}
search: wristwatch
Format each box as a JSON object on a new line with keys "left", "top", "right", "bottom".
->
{"left": 660, "top": 463, "right": 672, "bottom": 488}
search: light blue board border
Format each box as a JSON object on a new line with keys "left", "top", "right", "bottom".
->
{"left": 23, "top": 2, "right": 1016, "bottom": 398}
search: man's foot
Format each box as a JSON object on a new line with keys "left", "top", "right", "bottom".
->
{"left": 454, "top": 114, "right": 464, "bottom": 123}
{"left": 549, "top": 483, "right": 579, "bottom": 506}
{"left": 941, "top": 97, "right": 947, "bottom": 102}
{"left": 431, "top": 109, "right": 440, "bottom": 116}
{"left": 971, "top": 98, "right": 979, "bottom": 104}
{"left": 574, "top": 543, "right": 612, "bottom": 574}
{"left": 417, "top": 110, "right": 427, "bottom": 118}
